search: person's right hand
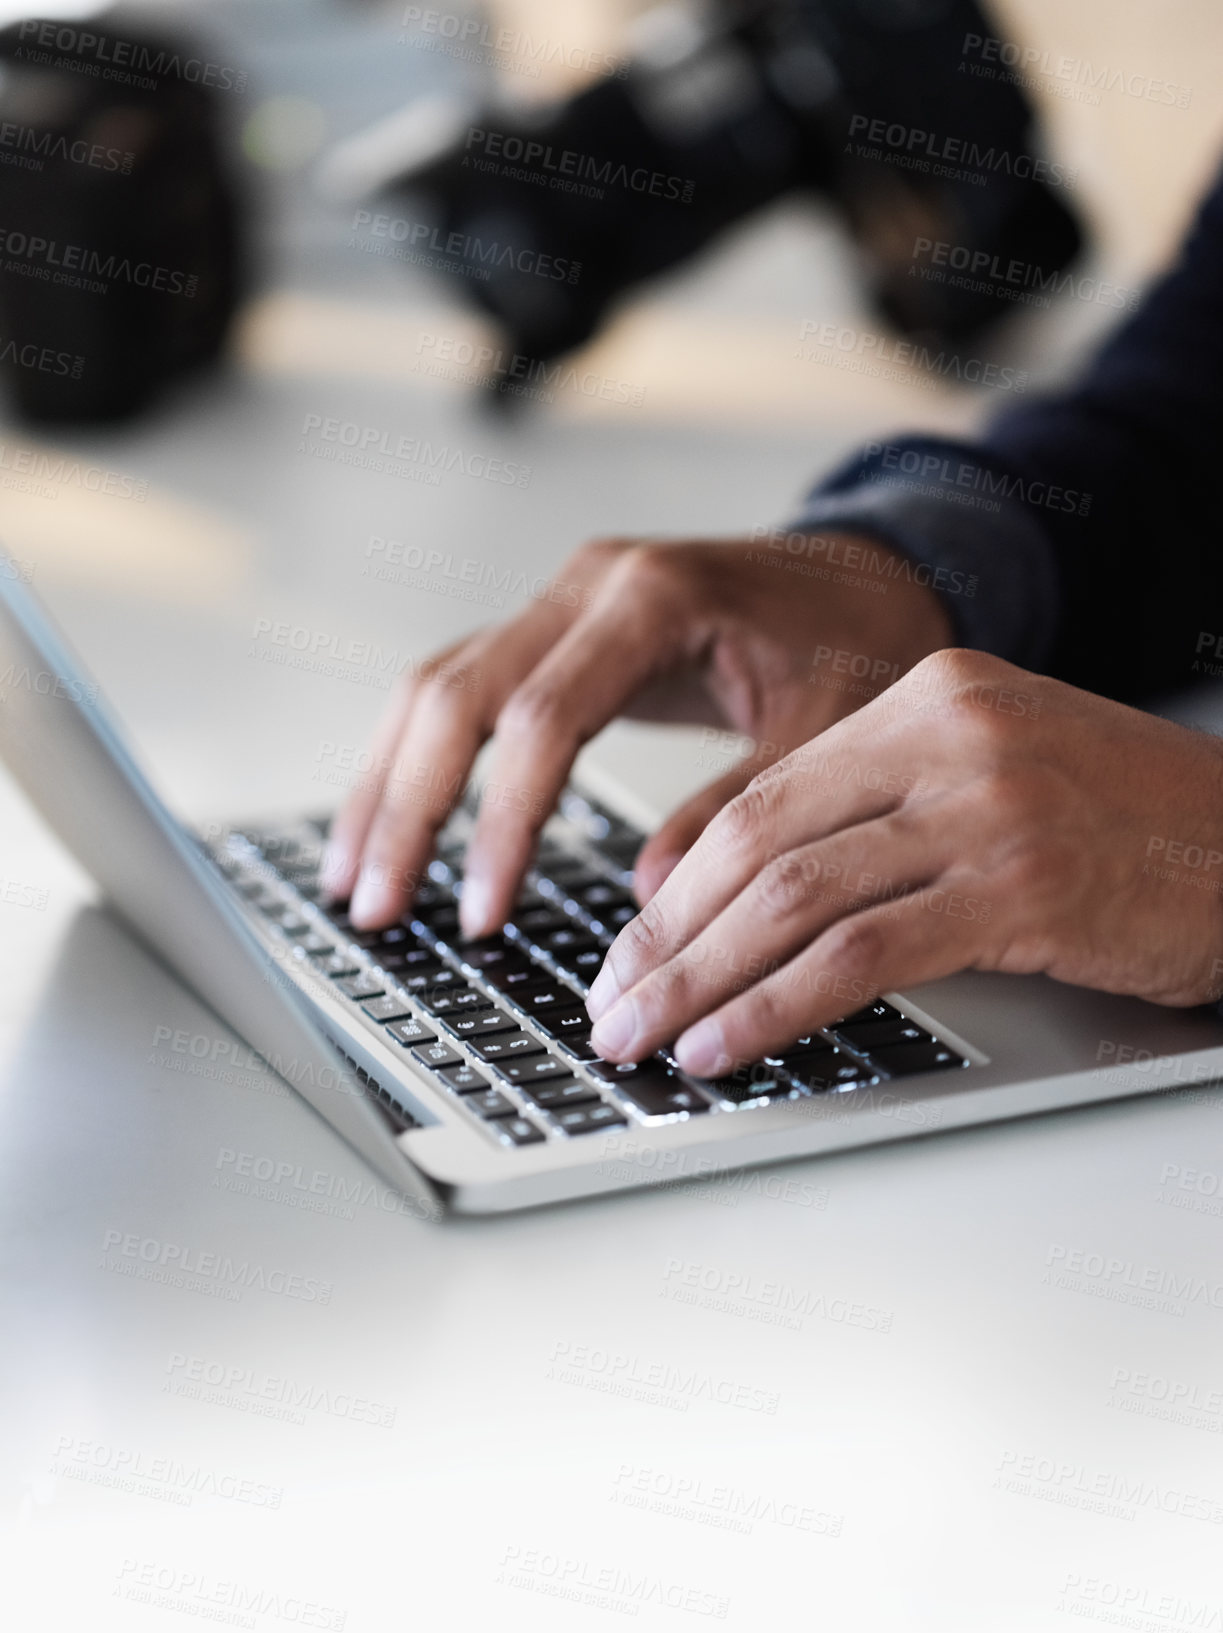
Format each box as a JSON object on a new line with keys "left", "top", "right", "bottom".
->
{"left": 322, "top": 532, "right": 953, "bottom": 937}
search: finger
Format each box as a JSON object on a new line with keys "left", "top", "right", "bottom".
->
{"left": 458, "top": 558, "right": 697, "bottom": 936}
{"left": 633, "top": 763, "right": 760, "bottom": 905}
{"left": 350, "top": 669, "right": 489, "bottom": 927}
{"left": 632, "top": 679, "right": 842, "bottom": 905}
{"left": 321, "top": 642, "right": 463, "bottom": 898}
{"left": 586, "top": 707, "right": 921, "bottom": 1019}
{"left": 589, "top": 808, "right": 950, "bottom": 1062}
{"left": 347, "top": 606, "right": 572, "bottom": 927}
{"left": 674, "top": 873, "right": 989, "bottom": 1076}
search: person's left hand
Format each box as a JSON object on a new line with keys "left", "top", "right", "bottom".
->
{"left": 585, "top": 648, "right": 1223, "bottom": 1075}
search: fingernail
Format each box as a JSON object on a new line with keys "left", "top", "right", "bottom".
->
{"left": 350, "top": 874, "right": 394, "bottom": 928}
{"left": 585, "top": 964, "right": 620, "bottom": 1022}
{"left": 458, "top": 874, "right": 493, "bottom": 939}
{"left": 590, "top": 997, "right": 638, "bottom": 1061}
{"left": 675, "top": 1018, "right": 726, "bottom": 1079}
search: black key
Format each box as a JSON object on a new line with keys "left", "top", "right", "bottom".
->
{"left": 835, "top": 1000, "right": 901, "bottom": 1027}
{"left": 458, "top": 937, "right": 523, "bottom": 971}
{"left": 316, "top": 951, "right": 361, "bottom": 978}
{"left": 511, "top": 905, "right": 573, "bottom": 938}
{"left": 536, "top": 861, "right": 602, "bottom": 892}
{"left": 361, "top": 995, "right": 414, "bottom": 1023}
{"left": 610, "top": 1067, "right": 710, "bottom": 1118}
{"left": 468, "top": 1030, "right": 546, "bottom": 1064}
{"left": 705, "top": 1067, "right": 791, "bottom": 1106}
{"left": 360, "top": 934, "right": 418, "bottom": 953}
{"left": 577, "top": 882, "right": 629, "bottom": 910}
{"left": 399, "top": 961, "right": 449, "bottom": 992}
{"left": 558, "top": 1034, "right": 600, "bottom": 1062}
{"left": 465, "top": 1087, "right": 519, "bottom": 1120}
{"left": 784, "top": 1050, "right": 876, "bottom": 1091}
{"left": 466, "top": 1008, "right": 520, "bottom": 1036}
{"left": 484, "top": 962, "right": 546, "bottom": 993}
{"left": 407, "top": 883, "right": 445, "bottom": 911}
{"left": 542, "top": 927, "right": 600, "bottom": 958}
{"left": 410, "top": 1039, "right": 464, "bottom": 1072}
{"left": 493, "top": 1115, "right": 546, "bottom": 1146}
{"left": 413, "top": 902, "right": 460, "bottom": 939}
{"left": 556, "top": 947, "right": 604, "bottom": 987}
{"left": 868, "top": 1041, "right": 966, "bottom": 1076}
{"left": 554, "top": 1102, "right": 628, "bottom": 1136}
{"left": 385, "top": 1017, "right": 437, "bottom": 1047}
{"left": 525, "top": 1078, "right": 601, "bottom": 1110}
{"left": 446, "top": 1008, "right": 517, "bottom": 1040}
{"left": 439, "top": 1062, "right": 489, "bottom": 1093}
{"left": 403, "top": 964, "right": 459, "bottom": 993}
{"left": 492, "top": 1054, "right": 574, "bottom": 1087}
{"left": 763, "top": 1034, "right": 829, "bottom": 1064}
{"left": 378, "top": 946, "right": 436, "bottom": 974}
{"left": 337, "top": 974, "right": 386, "bottom": 1001}
{"left": 418, "top": 986, "right": 490, "bottom": 1018}
{"left": 836, "top": 1019, "right": 932, "bottom": 1052}
{"left": 348, "top": 927, "right": 393, "bottom": 950}
{"left": 587, "top": 1057, "right": 671, "bottom": 1085}
{"left": 590, "top": 902, "right": 637, "bottom": 936}
{"left": 598, "top": 833, "right": 643, "bottom": 871}
{"left": 534, "top": 1007, "right": 594, "bottom": 1042}
{"left": 510, "top": 981, "right": 579, "bottom": 1018}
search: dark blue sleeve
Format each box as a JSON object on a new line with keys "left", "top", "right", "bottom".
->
{"left": 791, "top": 162, "right": 1223, "bottom": 703}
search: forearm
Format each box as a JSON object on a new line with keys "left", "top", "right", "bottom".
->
{"left": 790, "top": 163, "right": 1223, "bottom": 703}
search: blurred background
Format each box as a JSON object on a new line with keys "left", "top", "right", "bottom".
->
{"left": 0, "top": 0, "right": 1221, "bottom": 960}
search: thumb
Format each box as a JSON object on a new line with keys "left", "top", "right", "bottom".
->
{"left": 633, "top": 761, "right": 760, "bottom": 905}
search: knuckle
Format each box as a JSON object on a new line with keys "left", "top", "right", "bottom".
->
{"left": 819, "top": 913, "right": 886, "bottom": 979}
{"left": 414, "top": 665, "right": 469, "bottom": 716}
{"left": 710, "top": 780, "right": 776, "bottom": 855}
{"left": 614, "top": 902, "right": 667, "bottom": 972}
{"left": 915, "top": 646, "right": 1002, "bottom": 689}
{"left": 617, "top": 540, "right": 687, "bottom": 595}
{"left": 497, "top": 683, "right": 567, "bottom": 743}
{"left": 753, "top": 853, "right": 811, "bottom": 921}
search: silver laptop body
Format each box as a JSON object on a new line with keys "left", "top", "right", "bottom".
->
{"left": 3, "top": 563, "right": 1222, "bottom": 1216}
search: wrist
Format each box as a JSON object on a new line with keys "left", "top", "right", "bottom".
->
{"left": 824, "top": 530, "right": 955, "bottom": 675}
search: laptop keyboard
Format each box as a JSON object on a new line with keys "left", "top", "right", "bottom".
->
{"left": 211, "top": 792, "right": 968, "bottom": 1149}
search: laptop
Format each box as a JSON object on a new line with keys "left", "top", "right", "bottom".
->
{"left": 3, "top": 561, "right": 1223, "bottom": 1216}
